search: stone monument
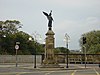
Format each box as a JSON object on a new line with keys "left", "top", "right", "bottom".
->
{"left": 42, "top": 10, "right": 59, "bottom": 67}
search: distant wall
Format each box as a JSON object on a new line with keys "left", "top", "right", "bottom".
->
{"left": 0, "top": 55, "right": 42, "bottom": 63}
{"left": 0, "top": 54, "right": 99, "bottom": 64}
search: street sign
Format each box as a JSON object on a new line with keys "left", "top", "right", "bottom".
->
{"left": 15, "top": 45, "right": 19, "bottom": 50}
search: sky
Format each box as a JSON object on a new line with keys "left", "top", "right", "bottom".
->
{"left": 0, "top": 0, "right": 100, "bottom": 50}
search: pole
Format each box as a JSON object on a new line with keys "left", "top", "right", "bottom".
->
{"left": 16, "top": 49, "right": 18, "bottom": 67}
{"left": 83, "top": 46, "right": 86, "bottom": 68}
{"left": 32, "top": 32, "right": 41, "bottom": 68}
{"left": 65, "top": 33, "right": 70, "bottom": 68}
{"left": 34, "top": 42, "right": 36, "bottom": 68}
{"left": 15, "top": 42, "right": 20, "bottom": 67}
{"left": 34, "top": 53, "right": 36, "bottom": 68}
{"left": 84, "top": 46, "right": 86, "bottom": 68}
{"left": 66, "top": 42, "right": 68, "bottom": 68}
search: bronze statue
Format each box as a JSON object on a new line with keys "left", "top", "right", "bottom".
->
{"left": 43, "top": 10, "right": 54, "bottom": 30}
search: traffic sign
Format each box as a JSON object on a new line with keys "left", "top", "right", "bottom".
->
{"left": 15, "top": 45, "right": 19, "bottom": 50}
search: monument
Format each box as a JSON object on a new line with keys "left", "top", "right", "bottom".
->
{"left": 42, "top": 10, "right": 59, "bottom": 67}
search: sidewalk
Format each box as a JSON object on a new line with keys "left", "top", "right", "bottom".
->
{"left": 0, "top": 63, "right": 99, "bottom": 71}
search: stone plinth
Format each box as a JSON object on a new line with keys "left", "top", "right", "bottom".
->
{"left": 43, "top": 30, "right": 56, "bottom": 64}
{"left": 40, "top": 30, "right": 61, "bottom": 68}
{"left": 40, "top": 30, "right": 63, "bottom": 68}
{"left": 39, "top": 29, "right": 64, "bottom": 68}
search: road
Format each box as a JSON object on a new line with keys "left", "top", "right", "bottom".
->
{"left": 0, "top": 67, "right": 100, "bottom": 75}
{"left": 0, "top": 64, "right": 100, "bottom": 75}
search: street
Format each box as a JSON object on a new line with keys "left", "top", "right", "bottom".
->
{"left": 0, "top": 68, "right": 99, "bottom": 75}
{"left": 0, "top": 64, "right": 100, "bottom": 75}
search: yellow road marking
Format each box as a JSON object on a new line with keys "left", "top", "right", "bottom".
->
{"left": 45, "top": 71, "right": 55, "bottom": 75}
{"left": 0, "top": 72, "right": 42, "bottom": 75}
{"left": 0, "top": 71, "right": 54, "bottom": 75}
{"left": 45, "top": 72, "right": 51, "bottom": 75}
{"left": 0, "top": 70, "right": 77, "bottom": 75}
{"left": 71, "top": 70, "right": 77, "bottom": 75}
{"left": 94, "top": 69, "right": 100, "bottom": 75}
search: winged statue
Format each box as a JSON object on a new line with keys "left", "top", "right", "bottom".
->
{"left": 43, "top": 10, "right": 54, "bottom": 30}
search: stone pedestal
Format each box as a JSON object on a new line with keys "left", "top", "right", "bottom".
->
{"left": 41, "top": 30, "right": 60, "bottom": 68}
{"left": 44, "top": 30, "right": 55, "bottom": 64}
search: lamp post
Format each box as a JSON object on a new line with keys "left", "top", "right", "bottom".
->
{"left": 64, "top": 33, "right": 70, "bottom": 68}
{"left": 34, "top": 41, "right": 36, "bottom": 68}
{"left": 29, "top": 37, "right": 36, "bottom": 68}
{"left": 29, "top": 32, "right": 42, "bottom": 68}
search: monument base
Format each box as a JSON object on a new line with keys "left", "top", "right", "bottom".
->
{"left": 40, "top": 64, "right": 64, "bottom": 68}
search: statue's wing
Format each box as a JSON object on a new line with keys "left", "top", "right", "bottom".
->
{"left": 43, "top": 12, "right": 48, "bottom": 17}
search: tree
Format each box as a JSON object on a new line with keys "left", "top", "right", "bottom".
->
{"left": 0, "top": 20, "right": 22, "bottom": 54}
{"left": 0, "top": 20, "right": 22, "bottom": 34}
{"left": 13, "top": 31, "right": 33, "bottom": 55}
{"left": 0, "top": 20, "right": 44, "bottom": 55}
{"left": 80, "top": 30, "right": 100, "bottom": 54}
{"left": 55, "top": 47, "right": 69, "bottom": 54}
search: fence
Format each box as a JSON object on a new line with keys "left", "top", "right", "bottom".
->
{"left": 54, "top": 54, "right": 100, "bottom": 64}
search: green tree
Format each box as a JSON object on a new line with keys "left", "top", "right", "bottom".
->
{"left": 35, "top": 43, "right": 44, "bottom": 54}
{"left": 55, "top": 47, "right": 69, "bottom": 54}
{"left": 14, "top": 31, "right": 33, "bottom": 55}
{"left": 80, "top": 30, "right": 100, "bottom": 54}
{"left": 0, "top": 20, "right": 22, "bottom": 34}
{"left": 0, "top": 20, "right": 22, "bottom": 54}
{"left": 0, "top": 20, "right": 44, "bottom": 55}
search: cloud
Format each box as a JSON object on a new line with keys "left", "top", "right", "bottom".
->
{"left": 55, "top": 20, "right": 81, "bottom": 34}
{"left": 56, "top": 17, "right": 100, "bottom": 32}
{"left": 43, "top": 0, "right": 100, "bottom": 8}
{"left": 0, "top": 0, "right": 100, "bottom": 50}
{"left": 86, "top": 17, "right": 100, "bottom": 25}
{"left": 55, "top": 16, "right": 100, "bottom": 49}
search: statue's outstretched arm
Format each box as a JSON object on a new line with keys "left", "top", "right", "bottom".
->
{"left": 49, "top": 10, "right": 52, "bottom": 16}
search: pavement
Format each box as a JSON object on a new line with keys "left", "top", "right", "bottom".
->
{"left": 0, "top": 63, "right": 100, "bottom": 75}
{"left": 0, "top": 63, "right": 99, "bottom": 71}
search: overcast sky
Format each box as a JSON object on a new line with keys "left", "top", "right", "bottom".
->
{"left": 0, "top": 0, "right": 100, "bottom": 50}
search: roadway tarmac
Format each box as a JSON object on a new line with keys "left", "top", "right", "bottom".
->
{"left": 0, "top": 63, "right": 100, "bottom": 75}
